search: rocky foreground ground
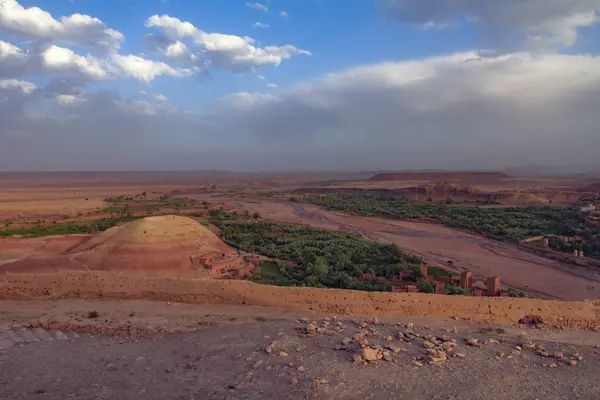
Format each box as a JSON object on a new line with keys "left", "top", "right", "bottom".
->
{"left": 1, "top": 302, "right": 600, "bottom": 399}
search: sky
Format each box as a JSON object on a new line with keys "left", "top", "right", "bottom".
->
{"left": 1, "top": 0, "right": 600, "bottom": 172}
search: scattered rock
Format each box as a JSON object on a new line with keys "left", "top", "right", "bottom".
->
{"left": 515, "top": 346, "right": 522, "bottom": 352}
{"left": 519, "top": 315, "right": 543, "bottom": 325}
{"left": 313, "top": 379, "right": 329, "bottom": 386}
{"left": 385, "top": 335, "right": 393, "bottom": 342}
{"left": 568, "top": 360, "right": 578, "bottom": 366}
{"left": 422, "top": 341, "right": 435, "bottom": 349}
{"left": 549, "top": 363, "right": 558, "bottom": 368}
{"left": 382, "top": 351, "right": 393, "bottom": 362}
{"left": 305, "top": 324, "right": 317, "bottom": 335}
{"left": 466, "top": 338, "right": 480, "bottom": 347}
{"left": 372, "top": 317, "right": 380, "bottom": 325}
{"left": 278, "top": 351, "right": 289, "bottom": 357}
{"left": 454, "top": 353, "right": 466, "bottom": 358}
{"left": 291, "top": 378, "right": 299, "bottom": 385}
{"left": 265, "top": 345, "right": 274, "bottom": 354}
{"left": 361, "top": 347, "right": 379, "bottom": 362}
{"left": 411, "top": 361, "right": 423, "bottom": 367}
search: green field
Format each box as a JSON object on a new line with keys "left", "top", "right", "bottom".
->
{"left": 212, "top": 216, "right": 424, "bottom": 291}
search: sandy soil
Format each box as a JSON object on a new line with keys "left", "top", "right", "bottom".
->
{"left": 2, "top": 300, "right": 600, "bottom": 400}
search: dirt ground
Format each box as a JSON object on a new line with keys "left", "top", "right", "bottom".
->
{"left": 2, "top": 300, "right": 600, "bottom": 400}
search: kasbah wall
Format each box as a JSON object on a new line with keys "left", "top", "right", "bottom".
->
{"left": 2, "top": 271, "right": 600, "bottom": 329}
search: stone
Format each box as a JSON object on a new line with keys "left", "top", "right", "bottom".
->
{"left": 313, "top": 379, "right": 329, "bottom": 386}
{"left": 278, "top": 351, "right": 289, "bottom": 357}
{"left": 2, "top": 330, "right": 23, "bottom": 344}
{"left": 54, "top": 330, "right": 69, "bottom": 340}
{"left": 441, "top": 335, "right": 451, "bottom": 342}
{"left": 353, "top": 355, "right": 364, "bottom": 364}
{"left": 32, "top": 328, "right": 53, "bottom": 341}
{"left": 423, "top": 341, "right": 435, "bottom": 349}
{"left": 297, "top": 366, "right": 306, "bottom": 372}
{"left": 568, "top": 360, "right": 578, "bottom": 366}
{"left": 385, "top": 336, "right": 393, "bottom": 342}
{"left": 342, "top": 337, "right": 352, "bottom": 346}
{"left": 305, "top": 324, "right": 317, "bottom": 335}
{"left": 382, "top": 351, "right": 393, "bottom": 362}
{"left": 291, "top": 378, "right": 299, "bottom": 385}
{"left": 441, "top": 342, "right": 455, "bottom": 351}
{"left": 411, "top": 361, "right": 423, "bottom": 367}
{"left": 515, "top": 346, "right": 522, "bottom": 351}
{"left": 536, "top": 349, "right": 551, "bottom": 358}
{"left": 466, "top": 338, "right": 480, "bottom": 347}
{"left": 519, "top": 315, "right": 543, "bottom": 325}
{"left": 372, "top": 317, "right": 380, "bottom": 325}
{"left": 265, "top": 345, "right": 274, "bottom": 354}
{"left": 454, "top": 353, "right": 466, "bottom": 358}
{"left": 19, "top": 328, "right": 40, "bottom": 343}
{"left": 361, "top": 347, "right": 379, "bottom": 362}
{"left": 553, "top": 352, "right": 564, "bottom": 360}
{"left": 106, "top": 363, "right": 118, "bottom": 371}
{"left": 549, "top": 363, "right": 558, "bottom": 368}
{"left": 28, "top": 320, "right": 41, "bottom": 329}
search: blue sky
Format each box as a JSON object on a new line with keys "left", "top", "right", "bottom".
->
{"left": 1, "top": 0, "right": 600, "bottom": 171}
{"left": 11, "top": 0, "right": 483, "bottom": 109}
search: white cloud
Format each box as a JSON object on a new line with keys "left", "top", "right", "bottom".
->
{"left": 257, "top": 74, "right": 265, "bottom": 81}
{"left": 252, "top": 22, "right": 269, "bottom": 28}
{"left": 145, "top": 14, "right": 199, "bottom": 40}
{"left": 0, "top": 0, "right": 124, "bottom": 50}
{"left": 245, "top": 2, "right": 269, "bottom": 13}
{"left": 110, "top": 53, "right": 195, "bottom": 83}
{"left": 378, "top": 0, "right": 600, "bottom": 50}
{"left": 3, "top": 47, "right": 600, "bottom": 172}
{"left": 0, "top": 39, "right": 188, "bottom": 84}
{"left": 56, "top": 93, "right": 86, "bottom": 106}
{"left": 145, "top": 15, "right": 310, "bottom": 71}
{"left": 0, "top": 79, "right": 35, "bottom": 94}
{"left": 0, "top": 40, "right": 28, "bottom": 76}
{"left": 42, "top": 45, "right": 108, "bottom": 81}
{"left": 279, "top": 11, "right": 290, "bottom": 18}
{"left": 140, "top": 90, "right": 168, "bottom": 103}
{"left": 266, "top": 83, "right": 278, "bottom": 88}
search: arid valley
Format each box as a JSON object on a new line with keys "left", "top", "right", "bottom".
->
{"left": 2, "top": 171, "right": 600, "bottom": 399}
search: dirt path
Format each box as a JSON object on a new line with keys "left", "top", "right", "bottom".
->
{"left": 2, "top": 301, "right": 600, "bottom": 400}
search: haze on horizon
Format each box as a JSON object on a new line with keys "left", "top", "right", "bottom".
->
{"left": 1, "top": 0, "right": 600, "bottom": 172}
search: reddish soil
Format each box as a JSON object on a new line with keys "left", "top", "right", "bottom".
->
{"left": 0, "top": 216, "right": 242, "bottom": 278}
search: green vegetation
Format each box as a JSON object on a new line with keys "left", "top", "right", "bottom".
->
{"left": 211, "top": 217, "right": 423, "bottom": 291}
{"left": 416, "top": 279, "right": 434, "bottom": 293}
{"left": 446, "top": 285, "right": 474, "bottom": 296}
{"left": 427, "top": 266, "right": 454, "bottom": 277}
{"left": 301, "top": 194, "right": 595, "bottom": 242}
{"left": 548, "top": 236, "right": 600, "bottom": 260}
{"left": 0, "top": 193, "right": 206, "bottom": 238}
{"left": 0, "top": 217, "right": 136, "bottom": 237}
{"left": 103, "top": 194, "right": 198, "bottom": 216}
